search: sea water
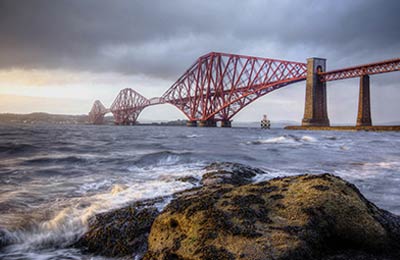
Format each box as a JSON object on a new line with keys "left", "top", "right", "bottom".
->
{"left": 0, "top": 123, "right": 399, "bottom": 259}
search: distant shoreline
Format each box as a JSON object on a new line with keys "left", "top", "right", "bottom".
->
{"left": 285, "top": 125, "right": 400, "bottom": 132}
{"left": 1, "top": 113, "right": 399, "bottom": 129}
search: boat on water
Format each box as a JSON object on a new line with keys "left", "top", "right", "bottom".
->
{"left": 261, "top": 114, "right": 271, "bottom": 129}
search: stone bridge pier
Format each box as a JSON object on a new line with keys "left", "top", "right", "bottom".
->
{"left": 357, "top": 75, "right": 372, "bottom": 126}
{"left": 302, "top": 58, "right": 330, "bottom": 127}
{"left": 302, "top": 58, "right": 374, "bottom": 127}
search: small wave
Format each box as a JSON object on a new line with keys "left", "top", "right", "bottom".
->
{"left": 76, "top": 180, "right": 112, "bottom": 194}
{"left": 0, "top": 248, "right": 93, "bottom": 260}
{"left": 252, "top": 169, "right": 301, "bottom": 183}
{"left": 128, "top": 161, "right": 206, "bottom": 183}
{"left": 247, "top": 135, "right": 317, "bottom": 145}
{"left": 110, "top": 184, "right": 128, "bottom": 195}
{"left": 0, "top": 143, "right": 37, "bottom": 155}
{"left": 300, "top": 135, "right": 317, "bottom": 142}
{"left": 0, "top": 227, "right": 18, "bottom": 247}
{"left": 133, "top": 151, "right": 195, "bottom": 167}
{"left": 368, "top": 162, "right": 400, "bottom": 169}
{"left": 23, "top": 155, "right": 88, "bottom": 165}
{"left": 335, "top": 161, "right": 400, "bottom": 183}
{"left": 324, "top": 135, "right": 338, "bottom": 140}
{"left": 153, "top": 135, "right": 167, "bottom": 139}
{"left": 186, "top": 134, "right": 201, "bottom": 138}
{"left": 247, "top": 136, "right": 294, "bottom": 145}
{"left": 353, "top": 161, "right": 400, "bottom": 170}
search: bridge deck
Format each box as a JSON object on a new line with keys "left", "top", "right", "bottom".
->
{"left": 321, "top": 58, "right": 400, "bottom": 82}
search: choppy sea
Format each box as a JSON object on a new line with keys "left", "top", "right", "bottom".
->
{"left": 0, "top": 123, "right": 399, "bottom": 259}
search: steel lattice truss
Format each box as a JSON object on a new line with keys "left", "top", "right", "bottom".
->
{"left": 88, "top": 100, "right": 109, "bottom": 124}
{"left": 110, "top": 88, "right": 150, "bottom": 125}
{"left": 321, "top": 58, "right": 400, "bottom": 82}
{"left": 162, "top": 52, "right": 307, "bottom": 121}
{"left": 88, "top": 53, "right": 399, "bottom": 125}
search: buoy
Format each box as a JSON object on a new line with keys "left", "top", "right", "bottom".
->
{"left": 261, "top": 114, "right": 271, "bottom": 129}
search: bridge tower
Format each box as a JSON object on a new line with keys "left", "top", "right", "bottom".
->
{"left": 302, "top": 58, "right": 330, "bottom": 126}
{"left": 356, "top": 75, "right": 372, "bottom": 126}
{"left": 88, "top": 100, "right": 109, "bottom": 124}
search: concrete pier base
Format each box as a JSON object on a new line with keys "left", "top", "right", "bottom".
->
{"left": 356, "top": 75, "right": 372, "bottom": 126}
{"left": 302, "top": 57, "right": 330, "bottom": 127}
{"left": 220, "top": 120, "right": 232, "bottom": 128}
{"left": 199, "top": 120, "right": 217, "bottom": 127}
{"left": 186, "top": 120, "right": 198, "bottom": 127}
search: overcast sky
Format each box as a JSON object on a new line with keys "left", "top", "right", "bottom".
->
{"left": 0, "top": 0, "right": 399, "bottom": 123}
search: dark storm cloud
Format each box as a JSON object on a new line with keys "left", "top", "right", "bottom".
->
{"left": 0, "top": 0, "right": 399, "bottom": 79}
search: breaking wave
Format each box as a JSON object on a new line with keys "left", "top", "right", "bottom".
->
{"left": 247, "top": 135, "right": 317, "bottom": 145}
{"left": 133, "top": 151, "right": 197, "bottom": 167}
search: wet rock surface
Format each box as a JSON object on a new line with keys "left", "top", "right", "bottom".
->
{"left": 176, "top": 176, "right": 200, "bottom": 184}
{"left": 144, "top": 173, "right": 400, "bottom": 260}
{"left": 74, "top": 162, "right": 264, "bottom": 257}
{"left": 201, "top": 162, "right": 265, "bottom": 186}
{"left": 74, "top": 198, "right": 162, "bottom": 257}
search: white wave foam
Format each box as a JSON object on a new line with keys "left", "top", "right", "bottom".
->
{"left": 132, "top": 151, "right": 196, "bottom": 168}
{"left": 128, "top": 161, "right": 205, "bottom": 176}
{"left": 300, "top": 135, "right": 317, "bottom": 142}
{"left": 2, "top": 166, "right": 202, "bottom": 253}
{"left": 334, "top": 161, "right": 400, "bottom": 181}
{"left": 252, "top": 169, "right": 301, "bottom": 183}
{"left": 76, "top": 179, "right": 111, "bottom": 194}
{"left": 159, "top": 155, "right": 181, "bottom": 165}
{"left": 247, "top": 135, "right": 316, "bottom": 145}
{"left": 0, "top": 248, "right": 105, "bottom": 260}
{"left": 248, "top": 136, "right": 297, "bottom": 145}
{"left": 110, "top": 183, "right": 128, "bottom": 195}
{"left": 186, "top": 134, "right": 201, "bottom": 138}
{"left": 363, "top": 161, "right": 400, "bottom": 169}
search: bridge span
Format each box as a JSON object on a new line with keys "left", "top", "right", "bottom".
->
{"left": 89, "top": 52, "right": 399, "bottom": 127}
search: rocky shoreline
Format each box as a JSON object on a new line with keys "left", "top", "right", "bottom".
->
{"left": 74, "top": 162, "right": 400, "bottom": 259}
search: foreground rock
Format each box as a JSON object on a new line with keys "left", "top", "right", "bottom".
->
{"left": 74, "top": 162, "right": 264, "bottom": 257}
{"left": 144, "top": 174, "right": 400, "bottom": 260}
{"left": 74, "top": 163, "right": 400, "bottom": 259}
{"left": 75, "top": 198, "right": 161, "bottom": 257}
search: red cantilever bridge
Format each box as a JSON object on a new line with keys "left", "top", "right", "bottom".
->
{"left": 89, "top": 52, "right": 400, "bottom": 127}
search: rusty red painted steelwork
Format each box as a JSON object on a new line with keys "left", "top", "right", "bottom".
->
{"left": 88, "top": 53, "right": 399, "bottom": 126}
{"left": 320, "top": 58, "right": 400, "bottom": 82}
{"left": 110, "top": 88, "right": 150, "bottom": 125}
{"left": 162, "top": 52, "right": 307, "bottom": 121}
{"left": 88, "top": 100, "right": 109, "bottom": 124}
